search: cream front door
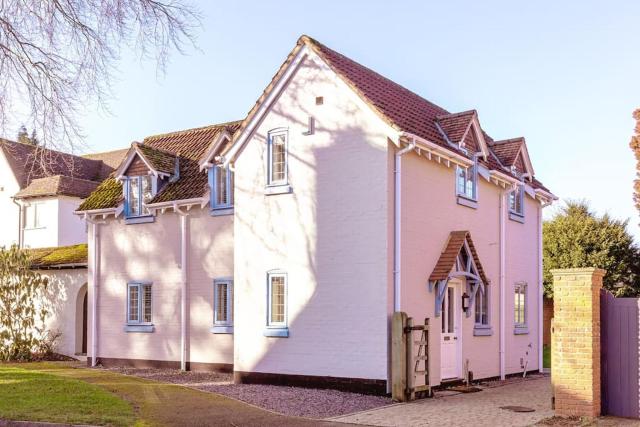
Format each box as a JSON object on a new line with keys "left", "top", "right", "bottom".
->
{"left": 440, "top": 280, "right": 461, "bottom": 380}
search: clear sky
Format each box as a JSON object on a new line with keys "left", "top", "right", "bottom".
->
{"left": 74, "top": 1, "right": 640, "bottom": 237}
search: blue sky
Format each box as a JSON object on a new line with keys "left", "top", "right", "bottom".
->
{"left": 77, "top": 1, "right": 640, "bottom": 237}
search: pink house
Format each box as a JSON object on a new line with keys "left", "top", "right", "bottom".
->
{"left": 77, "top": 35, "right": 555, "bottom": 394}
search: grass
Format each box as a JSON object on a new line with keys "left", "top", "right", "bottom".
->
{"left": 0, "top": 362, "right": 321, "bottom": 427}
{"left": 0, "top": 363, "right": 135, "bottom": 426}
{"left": 543, "top": 344, "right": 551, "bottom": 369}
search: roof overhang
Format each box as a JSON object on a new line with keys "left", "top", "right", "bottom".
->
{"left": 199, "top": 130, "right": 232, "bottom": 171}
{"left": 399, "top": 132, "right": 473, "bottom": 168}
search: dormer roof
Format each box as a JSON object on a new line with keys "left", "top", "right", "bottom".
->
{"left": 489, "top": 137, "right": 535, "bottom": 177}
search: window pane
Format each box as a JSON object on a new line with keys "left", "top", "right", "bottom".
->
{"left": 457, "top": 167, "right": 466, "bottom": 195}
{"left": 216, "top": 283, "right": 228, "bottom": 323}
{"left": 270, "top": 134, "right": 286, "bottom": 183}
{"left": 215, "top": 167, "right": 228, "bottom": 206}
{"left": 509, "top": 191, "right": 516, "bottom": 211}
{"left": 129, "top": 178, "right": 140, "bottom": 216}
{"left": 474, "top": 290, "right": 482, "bottom": 324}
{"left": 141, "top": 176, "right": 153, "bottom": 215}
{"left": 270, "top": 275, "right": 285, "bottom": 324}
{"left": 481, "top": 288, "right": 488, "bottom": 325}
{"left": 142, "top": 285, "right": 152, "bottom": 323}
{"left": 447, "top": 287, "right": 454, "bottom": 333}
{"left": 129, "top": 286, "right": 139, "bottom": 323}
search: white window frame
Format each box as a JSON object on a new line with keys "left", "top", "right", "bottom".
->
{"left": 266, "top": 271, "right": 288, "bottom": 328}
{"left": 267, "top": 129, "right": 288, "bottom": 187}
{"left": 456, "top": 159, "right": 478, "bottom": 201}
{"left": 210, "top": 165, "right": 233, "bottom": 210}
{"left": 509, "top": 184, "right": 525, "bottom": 216}
{"left": 24, "top": 202, "right": 45, "bottom": 229}
{"left": 514, "top": 282, "right": 527, "bottom": 329}
{"left": 125, "top": 175, "right": 156, "bottom": 218}
{"left": 126, "top": 282, "right": 153, "bottom": 325}
{"left": 474, "top": 286, "right": 490, "bottom": 327}
{"left": 213, "top": 278, "right": 233, "bottom": 327}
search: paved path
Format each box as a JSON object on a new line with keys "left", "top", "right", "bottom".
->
{"left": 331, "top": 376, "right": 553, "bottom": 427}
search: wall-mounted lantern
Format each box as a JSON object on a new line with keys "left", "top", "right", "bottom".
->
{"left": 462, "top": 292, "right": 470, "bottom": 312}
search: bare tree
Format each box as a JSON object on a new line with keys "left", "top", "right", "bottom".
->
{"left": 630, "top": 109, "right": 640, "bottom": 223}
{"left": 0, "top": 0, "right": 200, "bottom": 154}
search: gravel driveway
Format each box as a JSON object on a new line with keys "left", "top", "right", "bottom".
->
{"left": 106, "top": 367, "right": 393, "bottom": 419}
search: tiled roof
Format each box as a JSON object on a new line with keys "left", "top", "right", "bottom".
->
{"left": 489, "top": 138, "right": 523, "bottom": 167}
{"left": 29, "top": 244, "right": 88, "bottom": 268}
{"left": 0, "top": 139, "right": 104, "bottom": 189}
{"left": 77, "top": 121, "right": 243, "bottom": 211}
{"left": 429, "top": 231, "right": 489, "bottom": 285}
{"left": 15, "top": 175, "right": 100, "bottom": 199}
{"left": 82, "top": 148, "right": 129, "bottom": 180}
{"left": 436, "top": 111, "right": 476, "bottom": 144}
{"left": 134, "top": 143, "right": 177, "bottom": 175}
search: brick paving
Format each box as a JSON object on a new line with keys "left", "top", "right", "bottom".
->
{"left": 331, "top": 376, "right": 553, "bottom": 427}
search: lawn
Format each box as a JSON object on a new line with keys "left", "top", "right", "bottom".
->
{"left": 0, "top": 362, "right": 328, "bottom": 426}
{"left": 543, "top": 345, "right": 551, "bottom": 369}
{"left": 0, "top": 363, "right": 135, "bottom": 426}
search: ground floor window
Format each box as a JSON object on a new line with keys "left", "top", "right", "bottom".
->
{"left": 514, "top": 282, "right": 527, "bottom": 330}
{"left": 264, "top": 271, "right": 289, "bottom": 337}
{"left": 474, "top": 286, "right": 489, "bottom": 326}
{"left": 127, "top": 283, "right": 152, "bottom": 325}
{"left": 213, "top": 279, "right": 233, "bottom": 326}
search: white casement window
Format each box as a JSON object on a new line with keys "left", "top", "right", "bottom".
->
{"left": 474, "top": 286, "right": 489, "bottom": 327}
{"left": 267, "top": 272, "right": 287, "bottom": 327}
{"left": 267, "top": 129, "right": 288, "bottom": 186}
{"left": 126, "top": 175, "right": 154, "bottom": 217}
{"left": 514, "top": 282, "right": 527, "bottom": 328}
{"left": 24, "top": 202, "right": 44, "bottom": 229}
{"left": 127, "top": 283, "right": 152, "bottom": 325}
{"left": 456, "top": 161, "right": 477, "bottom": 200}
{"left": 210, "top": 165, "right": 233, "bottom": 210}
{"left": 213, "top": 279, "right": 233, "bottom": 327}
{"left": 509, "top": 184, "right": 524, "bottom": 216}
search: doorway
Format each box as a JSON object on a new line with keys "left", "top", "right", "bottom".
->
{"left": 440, "top": 279, "right": 462, "bottom": 380}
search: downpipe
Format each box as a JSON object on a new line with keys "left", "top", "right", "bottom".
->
{"left": 176, "top": 206, "right": 190, "bottom": 371}
{"left": 394, "top": 139, "right": 416, "bottom": 312}
{"left": 499, "top": 189, "right": 507, "bottom": 380}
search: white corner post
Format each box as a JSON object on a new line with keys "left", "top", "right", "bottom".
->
{"left": 537, "top": 203, "right": 544, "bottom": 372}
{"left": 177, "top": 208, "right": 189, "bottom": 371}
{"left": 393, "top": 139, "right": 416, "bottom": 312}
{"left": 499, "top": 189, "right": 506, "bottom": 380}
{"left": 89, "top": 219, "right": 101, "bottom": 367}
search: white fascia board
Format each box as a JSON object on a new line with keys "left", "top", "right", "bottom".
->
{"left": 400, "top": 132, "right": 473, "bottom": 167}
{"left": 146, "top": 197, "right": 206, "bottom": 210}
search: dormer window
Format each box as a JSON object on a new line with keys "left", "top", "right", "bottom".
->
{"left": 209, "top": 165, "right": 233, "bottom": 213}
{"left": 456, "top": 160, "right": 477, "bottom": 201}
{"left": 509, "top": 184, "right": 525, "bottom": 218}
{"left": 126, "top": 175, "right": 155, "bottom": 218}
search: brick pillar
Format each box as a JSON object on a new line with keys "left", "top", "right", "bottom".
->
{"left": 551, "top": 268, "right": 604, "bottom": 418}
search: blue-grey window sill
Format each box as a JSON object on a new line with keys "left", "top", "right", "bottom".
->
{"left": 263, "top": 327, "right": 289, "bottom": 337}
{"left": 210, "top": 325, "right": 234, "bottom": 334}
{"left": 124, "top": 324, "right": 155, "bottom": 333}
{"left": 210, "top": 207, "right": 234, "bottom": 217}
{"left": 514, "top": 326, "right": 529, "bottom": 335}
{"left": 509, "top": 212, "right": 525, "bottom": 223}
{"left": 456, "top": 195, "right": 478, "bottom": 209}
{"left": 473, "top": 326, "right": 493, "bottom": 336}
{"left": 125, "top": 215, "right": 155, "bottom": 225}
{"left": 265, "top": 184, "right": 292, "bottom": 196}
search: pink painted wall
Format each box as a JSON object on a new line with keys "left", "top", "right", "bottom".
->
{"left": 89, "top": 207, "right": 234, "bottom": 366}
{"left": 232, "top": 50, "right": 392, "bottom": 381}
{"left": 397, "top": 148, "right": 542, "bottom": 385}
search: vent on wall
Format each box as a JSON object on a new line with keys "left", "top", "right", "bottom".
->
{"left": 315, "top": 96, "right": 324, "bottom": 105}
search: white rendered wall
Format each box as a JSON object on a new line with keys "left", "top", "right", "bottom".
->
{"left": 0, "top": 151, "right": 21, "bottom": 248}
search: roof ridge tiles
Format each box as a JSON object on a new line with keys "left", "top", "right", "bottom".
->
{"left": 143, "top": 120, "right": 243, "bottom": 142}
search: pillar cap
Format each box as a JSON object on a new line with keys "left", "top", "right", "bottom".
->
{"left": 550, "top": 267, "right": 606, "bottom": 277}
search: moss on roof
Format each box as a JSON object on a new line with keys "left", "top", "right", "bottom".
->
{"left": 29, "top": 244, "right": 88, "bottom": 268}
{"left": 77, "top": 177, "right": 123, "bottom": 211}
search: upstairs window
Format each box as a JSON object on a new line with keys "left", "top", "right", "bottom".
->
{"left": 126, "top": 175, "right": 154, "bottom": 218}
{"left": 267, "top": 130, "right": 288, "bottom": 186}
{"left": 210, "top": 165, "right": 233, "bottom": 210}
{"left": 509, "top": 184, "right": 524, "bottom": 216}
{"left": 127, "top": 283, "right": 152, "bottom": 325}
{"left": 24, "top": 202, "right": 44, "bottom": 229}
{"left": 456, "top": 161, "right": 477, "bottom": 200}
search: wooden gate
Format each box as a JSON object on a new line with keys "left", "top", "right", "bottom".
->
{"left": 600, "top": 289, "right": 639, "bottom": 418}
{"left": 391, "top": 312, "right": 432, "bottom": 401}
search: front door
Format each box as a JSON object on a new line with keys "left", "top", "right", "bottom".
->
{"left": 440, "top": 280, "right": 461, "bottom": 379}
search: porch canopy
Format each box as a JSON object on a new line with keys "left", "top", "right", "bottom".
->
{"left": 428, "top": 230, "right": 489, "bottom": 317}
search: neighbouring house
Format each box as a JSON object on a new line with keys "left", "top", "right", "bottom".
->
{"left": 0, "top": 138, "right": 127, "bottom": 358}
{"left": 77, "top": 35, "right": 556, "bottom": 394}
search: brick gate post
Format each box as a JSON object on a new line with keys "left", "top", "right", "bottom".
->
{"left": 551, "top": 268, "right": 605, "bottom": 418}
